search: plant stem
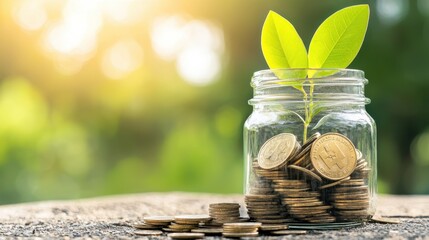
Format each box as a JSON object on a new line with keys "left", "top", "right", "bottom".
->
{"left": 302, "top": 82, "right": 315, "bottom": 143}
{"left": 303, "top": 90, "right": 309, "bottom": 143}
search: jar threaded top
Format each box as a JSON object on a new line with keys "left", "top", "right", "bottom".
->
{"left": 249, "top": 68, "right": 369, "bottom": 105}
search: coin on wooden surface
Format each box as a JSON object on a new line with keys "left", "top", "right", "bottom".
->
{"left": 258, "top": 133, "right": 297, "bottom": 169}
{"left": 310, "top": 133, "right": 357, "bottom": 180}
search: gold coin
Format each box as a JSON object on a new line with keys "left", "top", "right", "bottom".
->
{"left": 271, "top": 230, "right": 307, "bottom": 235}
{"left": 134, "top": 230, "right": 163, "bottom": 236}
{"left": 259, "top": 224, "right": 289, "bottom": 231}
{"left": 223, "top": 222, "right": 262, "bottom": 228}
{"left": 256, "top": 219, "right": 296, "bottom": 224}
{"left": 258, "top": 133, "right": 297, "bottom": 170}
{"left": 310, "top": 133, "right": 357, "bottom": 180}
{"left": 209, "top": 203, "right": 240, "bottom": 208}
{"left": 143, "top": 216, "right": 174, "bottom": 224}
{"left": 334, "top": 209, "right": 369, "bottom": 216}
{"left": 287, "top": 165, "right": 323, "bottom": 182}
{"left": 162, "top": 228, "right": 191, "bottom": 232}
{"left": 168, "top": 233, "right": 205, "bottom": 239}
{"left": 319, "top": 176, "right": 351, "bottom": 189}
{"left": 370, "top": 215, "right": 400, "bottom": 224}
{"left": 191, "top": 228, "right": 223, "bottom": 234}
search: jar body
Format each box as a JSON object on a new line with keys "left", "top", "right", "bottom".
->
{"left": 244, "top": 69, "right": 377, "bottom": 223}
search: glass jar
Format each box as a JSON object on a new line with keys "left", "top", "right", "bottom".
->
{"left": 243, "top": 69, "right": 376, "bottom": 223}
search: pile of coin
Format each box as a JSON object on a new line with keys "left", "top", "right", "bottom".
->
{"left": 222, "top": 222, "right": 261, "bottom": 237}
{"left": 248, "top": 132, "right": 373, "bottom": 223}
{"left": 244, "top": 194, "right": 291, "bottom": 224}
{"left": 274, "top": 179, "right": 335, "bottom": 223}
{"left": 208, "top": 203, "right": 241, "bottom": 224}
{"left": 330, "top": 179, "right": 370, "bottom": 221}
{"left": 137, "top": 216, "right": 174, "bottom": 229}
{"left": 162, "top": 215, "right": 211, "bottom": 233}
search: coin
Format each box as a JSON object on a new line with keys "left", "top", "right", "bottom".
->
{"left": 143, "top": 216, "right": 174, "bottom": 226}
{"left": 191, "top": 228, "right": 223, "bottom": 234}
{"left": 302, "top": 132, "right": 321, "bottom": 149}
{"left": 168, "top": 233, "right": 205, "bottom": 239}
{"left": 259, "top": 224, "right": 289, "bottom": 231}
{"left": 319, "top": 176, "right": 351, "bottom": 189}
{"left": 162, "top": 227, "right": 191, "bottom": 232}
{"left": 310, "top": 133, "right": 357, "bottom": 180}
{"left": 209, "top": 203, "right": 240, "bottom": 208}
{"left": 258, "top": 133, "right": 297, "bottom": 169}
{"left": 370, "top": 215, "right": 400, "bottom": 224}
{"left": 174, "top": 215, "right": 212, "bottom": 224}
{"left": 223, "top": 232, "right": 259, "bottom": 237}
{"left": 134, "top": 223, "right": 163, "bottom": 230}
{"left": 271, "top": 230, "right": 307, "bottom": 235}
{"left": 257, "top": 218, "right": 296, "bottom": 224}
{"left": 287, "top": 165, "right": 323, "bottom": 182}
{"left": 134, "top": 230, "right": 163, "bottom": 236}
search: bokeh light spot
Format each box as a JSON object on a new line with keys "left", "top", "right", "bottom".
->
{"left": 411, "top": 131, "right": 429, "bottom": 166}
{"left": 13, "top": 0, "right": 47, "bottom": 31}
{"left": 177, "top": 46, "right": 221, "bottom": 86}
{"left": 150, "top": 16, "right": 224, "bottom": 86}
{"left": 103, "top": 0, "right": 152, "bottom": 24}
{"left": 101, "top": 39, "right": 144, "bottom": 79}
{"left": 418, "top": 0, "right": 429, "bottom": 16}
{"left": 376, "top": 0, "right": 409, "bottom": 26}
{"left": 150, "top": 16, "right": 188, "bottom": 60}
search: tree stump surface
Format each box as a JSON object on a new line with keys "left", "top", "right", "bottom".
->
{"left": 0, "top": 192, "right": 427, "bottom": 239}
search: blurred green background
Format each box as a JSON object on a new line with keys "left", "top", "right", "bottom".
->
{"left": 0, "top": 0, "right": 428, "bottom": 204}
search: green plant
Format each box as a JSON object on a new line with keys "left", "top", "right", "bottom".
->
{"left": 261, "top": 5, "right": 370, "bottom": 142}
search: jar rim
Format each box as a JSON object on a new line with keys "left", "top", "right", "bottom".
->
{"left": 252, "top": 68, "right": 365, "bottom": 86}
{"left": 249, "top": 68, "right": 369, "bottom": 105}
{"left": 253, "top": 68, "right": 364, "bottom": 78}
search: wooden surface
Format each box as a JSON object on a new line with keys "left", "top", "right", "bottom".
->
{"left": 0, "top": 192, "right": 427, "bottom": 239}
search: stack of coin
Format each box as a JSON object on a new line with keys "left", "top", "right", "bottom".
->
{"left": 208, "top": 203, "right": 241, "bottom": 224}
{"left": 222, "top": 222, "right": 261, "bottom": 238}
{"left": 274, "top": 179, "right": 335, "bottom": 223}
{"left": 351, "top": 150, "right": 371, "bottom": 179}
{"left": 163, "top": 215, "right": 211, "bottom": 232}
{"left": 253, "top": 161, "right": 289, "bottom": 181}
{"left": 141, "top": 216, "right": 173, "bottom": 229}
{"left": 245, "top": 194, "right": 290, "bottom": 224}
{"left": 330, "top": 178, "right": 370, "bottom": 221}
{"left": 288, "top": 132, "right": 320, "bottom": 168}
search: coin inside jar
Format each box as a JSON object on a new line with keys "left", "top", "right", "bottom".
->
{"left": 310, "top": 133, "right": 357, "bottom": 180}
{"left": 258, "top": 133, "right": 298, "bottom": 170}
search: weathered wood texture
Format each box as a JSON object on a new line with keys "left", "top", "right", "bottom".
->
{"left": 0, "top": 193, "right": 427, "bottom": 239}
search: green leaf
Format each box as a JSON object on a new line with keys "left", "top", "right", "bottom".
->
{"left": 261, "top": 11, "right": 308, "bottom": 71}
{"left": 308, "top": 5, "right": 369, "bottom": 74}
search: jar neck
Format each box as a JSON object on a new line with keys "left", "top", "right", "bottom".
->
{"left": 249, "top": 69, "right": 370, "bottom": 107}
